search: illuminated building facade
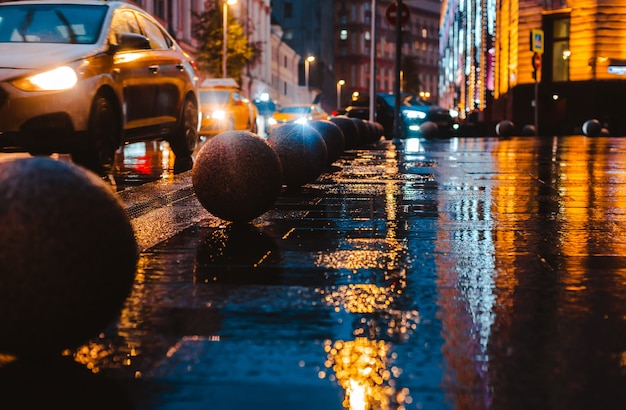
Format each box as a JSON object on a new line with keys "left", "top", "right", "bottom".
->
{"left": 441, "top": 0, "right": 626, "bottom": 135}
{"left": 334, "top": 0, "right": 442, "bottom": 108}
{"left": 439, "top": 0, "right": 496, "bottom": 123}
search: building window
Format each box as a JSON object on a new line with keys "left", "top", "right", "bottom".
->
{"left": 365, "top": 31, "right": 370, "bottom": 41}
{"left": 340, "top": 29, "right": 348, "bottom": 40}
{"left": 421, "top": 28, "right": 427, "bottom": 38}
{"left": 552, "top": 18, "right": 570, "bottom": 82}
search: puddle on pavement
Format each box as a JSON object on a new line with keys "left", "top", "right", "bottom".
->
{"left": 57, "top": 136, "right": 626, "bottom": 409}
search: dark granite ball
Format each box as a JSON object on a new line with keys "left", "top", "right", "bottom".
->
{"left": 419, "top": 121, "right": 439, "bottom": 139}
{"left": 266, "top": 123, "right": 328, "bottom": 188}
{"left": 582, "top": 119, "right": 602, "bottom": 137}
{"left": 496, "top": 120, "right": 515, "bottom": 137}
{"left": 349, "top": 117, "right": 369, "bottom": 147}
{"left": 308, "top": 120, "right": 346, "bottom": 165}
{"left": 522, "top": 124, "right": 536, "bottom": 136}
{"left": 329, "top": 116, "right": 360, "bottom": 149}
{"left": 0, "top": 158, "right": 138, "bottom": 358}
{"left": 364, "top": 120, "right": 381, "bottom": 144}
{"left": 192, "top": 130, "right": 283, "bottom": 223}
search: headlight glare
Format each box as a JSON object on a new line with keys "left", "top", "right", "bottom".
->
{"left": 403, "top": 110, "right": 426, "bottom": 120}
{"left": 13, "top": 66, "right": 78, "bottom": 91}
{"left": 211, "top": 110, "right": 226, "bottom": 120}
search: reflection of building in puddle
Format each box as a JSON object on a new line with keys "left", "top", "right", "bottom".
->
{"left": 322, "top": 337, "right": 410, "bottom": 410}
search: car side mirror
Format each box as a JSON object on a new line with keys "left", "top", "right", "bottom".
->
{"left": 112, "top": 33, "right": 151, "bottom": 52}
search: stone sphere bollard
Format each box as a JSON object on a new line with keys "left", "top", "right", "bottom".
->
{"left": 496, "top": 120, "right": 515, "bottom": 137}
{"left": 329, "top": 116, "right": 360, "bottom": 149}
{"left": 522, "top": 124, "right": 536, "bottom": 136}
{"left": 308, "top": 119, "right": 346, "bottom": 165}
{"left": 0, "top": 158, "right": 138, "bottom": 358}
{"left": 266, "top": 122, "right": 328, "bottom": 188}
{"left": 582, "top": 119, "right": 602, "bottom": 137}
{"left": 349, "top": 117, "right": 369, "bottom": 147}
{"left": 419, "top": 121, "right": 439, "bottom": 139}
{"left": 192, "top": 130, "right": 283, "bottom": 223}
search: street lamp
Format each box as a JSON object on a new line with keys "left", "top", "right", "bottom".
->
{"left": 222, "top": 0, "right": 237, "bottom": 78}
{"left": 304, "top": 55, "right": 315, "bottom": 89}
{"left": 336, "top": 79, "right": 345, "bottom": 109}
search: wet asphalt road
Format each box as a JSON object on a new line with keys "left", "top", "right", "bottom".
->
{"left": 68, "top": 135, "right": 626, "bottom": 409}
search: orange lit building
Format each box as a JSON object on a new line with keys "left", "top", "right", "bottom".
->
{"left": 441, "top": 0, "right": 626, "bottom": 136}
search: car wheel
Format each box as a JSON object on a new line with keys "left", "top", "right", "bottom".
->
{"left": 168, "top": 95, "right": 199, "bottom": 173}
{"left": 71, "top": 93, "right": 119, "bottom": 175}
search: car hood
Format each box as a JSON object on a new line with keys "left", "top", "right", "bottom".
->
{"left": 199, "top": 102, "right": 230, "bottom": 112}
{"left": 273, "top": 113, "right": 303, "bottom": 121}
{"left": 0, "top": 43, "right": 104, "bottom": 81}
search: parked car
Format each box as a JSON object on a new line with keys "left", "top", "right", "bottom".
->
{"left": 198, "top": 78, "right": 258, "bottom": 137}
{"left": 0, "top": 0, "right": 200, "bottom": 174}
{"left": 340, "top": 92, "right": 458, "bottom": 139}
{"left": 266, "top": 103, "right": 329, "bottom": 133}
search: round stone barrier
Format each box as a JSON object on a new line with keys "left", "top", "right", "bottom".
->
{"left": 266, "top": 122, "right": 328, "bottom": 189}
{"left": 582, "top": 119, "right": 602, "bottom": 137}
{"left": 496, "top": 120, "right": 515, "bottom": 137}
{"left": 192, "top": 130, "right": 283, "bottom": 223}
{"left": 308, "top": 119, "right": 346, "bottom": 165}
{"left": 419, "top": 121, "right": 439, "bottom": 139}
{"left": 329, "top": 116, "right": 360, "bottom": 150}
{"left": 522, "top": 124, "right": 536, "bottom": 136}
{"left": 0, "top": 157, "right": 138, "bottom": 358}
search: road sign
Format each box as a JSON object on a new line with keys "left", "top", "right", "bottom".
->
{"left": 533, "top": 52, "right": 542, "bottom": 70}
{"left": 386, "top": 2, "right": 410, "bottom": 26}
{"left": 530, "top": 29, "right": 544, "bottom": 54}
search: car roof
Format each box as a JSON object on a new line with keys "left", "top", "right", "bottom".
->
{"left": 0, "top": 1, "right": 144, "bottom": 13}
{"left": 2, "top": 0, "right": 125, "bottom": 5}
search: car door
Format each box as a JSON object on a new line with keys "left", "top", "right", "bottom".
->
{"left": 109, "top": 9, "right": 158, "bottom": 133}
{"left": 134, "top": 11, "right": 186, "bottom": 134}
{"left": 231, "top": 91, "right": 250, "bottom": 130}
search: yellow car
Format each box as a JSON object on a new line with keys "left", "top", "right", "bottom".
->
{"left": 198, "top": 78, "right": 258, "bottom": 136}
{"left": 267, "top": 103, "right": 329, "bottom": 133}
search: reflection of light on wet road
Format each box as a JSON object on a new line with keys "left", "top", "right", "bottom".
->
{"left": 316, "top": 140, "right": 422, "bottom": 409}
{"left": 322, "top": 338, "right": 410, "bottom": 410}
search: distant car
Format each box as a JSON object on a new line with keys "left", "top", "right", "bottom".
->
{"left": 0, "top": 0, "right": 200, "bottom": 174}
{"left": 342, "top": 93, "right": 458, "bottom": 139}
{"left": 198, "top": 78, "right": 258, "bottom": 137}
{"left": 266, "top": 103, "right": 329, "bottom": 133}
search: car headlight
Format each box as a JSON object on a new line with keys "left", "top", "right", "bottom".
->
{"left": 267, "top": 117, "right": 277, "bottom": 126}
{"left": 294, "top": 117, "right": 308, "bottom": 125}
{"left": 402, "top": 110, "right": 427, "bottom": 120}
{"left": 12, "top": 66, "right": 78, "bottom": 91}
{"left": 211, "top": 110, "right": 226, "bottom": 120}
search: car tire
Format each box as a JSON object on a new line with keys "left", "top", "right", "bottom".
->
{"left": 168, "top": 95, "right": 199, "bottom": 172}
{"left": 71, "top": 93, "right": 119, "bottom": 175}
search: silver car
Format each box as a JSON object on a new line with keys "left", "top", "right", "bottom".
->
{"left": 0, "top": 0, "right": 200, "bottom": 174}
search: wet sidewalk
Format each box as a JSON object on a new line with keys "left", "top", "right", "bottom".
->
{"left": 82, "top": 136, "right": 624, "bottom": 409}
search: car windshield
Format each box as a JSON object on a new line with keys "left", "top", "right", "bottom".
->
{"left": 0, "top": 3, "right": 107, "bottom": 44}
{"left": 199, "top": 90, "right": 230, "bottom": 105}
{"left": 280, "top": 106, "right": 311, "bottom": 114}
